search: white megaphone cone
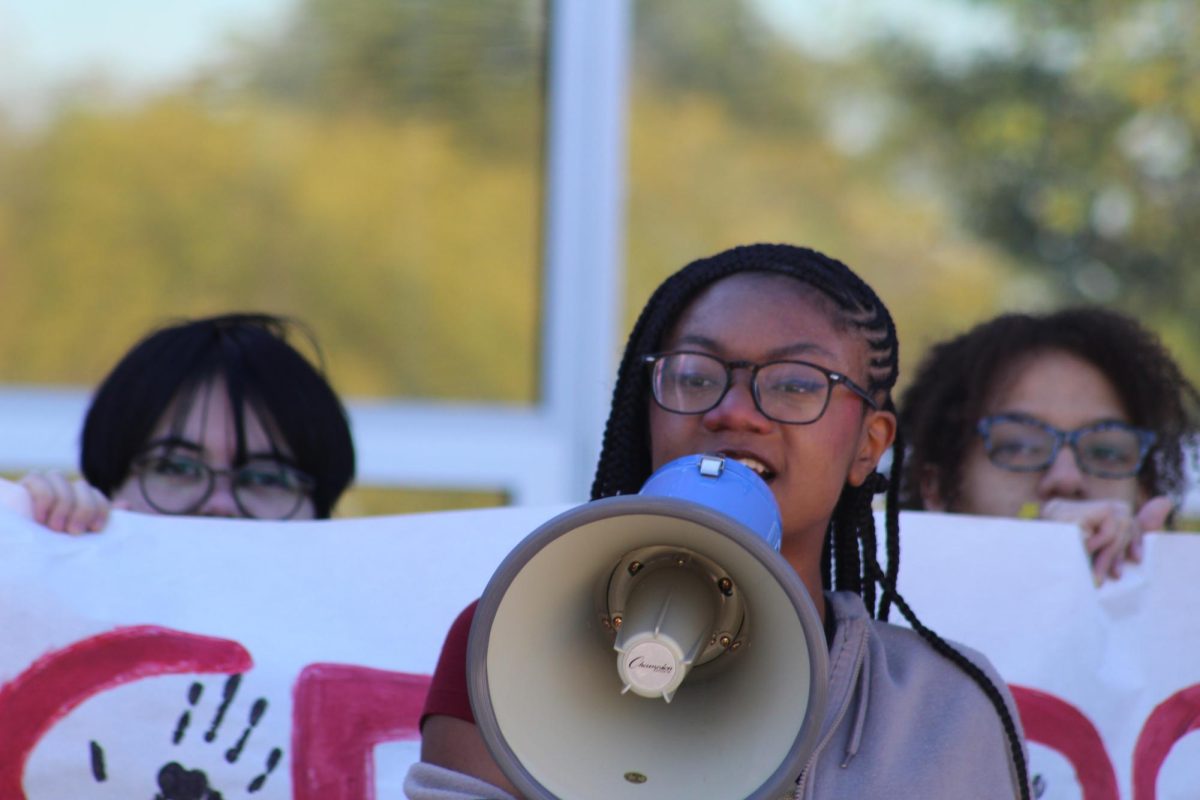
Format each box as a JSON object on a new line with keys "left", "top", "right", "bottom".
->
{"left": 466, "top": 454, "right": 828, "bottom": 800}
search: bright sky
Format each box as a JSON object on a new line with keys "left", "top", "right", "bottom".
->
{"left": 0, "top": 0, "right": 287, "bottom": 77}
{"left": 754, "top": 0, "right": 1015, "bottom": 64}
{"left": 0, "top": 0, "right": 1010, "bottom": 127}
{"left": 0, "top": 0, "right": 289, "bottom": 124}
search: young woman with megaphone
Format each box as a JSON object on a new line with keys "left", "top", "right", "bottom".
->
{"left": 409, "top": 244, "right": 1030, "bottom": 800}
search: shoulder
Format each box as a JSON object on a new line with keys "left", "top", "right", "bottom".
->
{"left": 822, "top": 592, "right": 1026, "bottom": 797}
{"left": 869, "top": 617, "right": 1016, "bottom": 713}
{"left": 446, "top": 600, "right": 479, "bottom": 648}
{"left": 433, "top": 599, "right": 479, "bottom": 679}
{"left": 830, "top": 592, "right": 1012, "bottom": 700}
{"left": 422, "top": 599, "right": 480, "bottom": 727}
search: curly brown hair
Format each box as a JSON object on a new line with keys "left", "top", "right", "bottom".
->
{"left": 898, "top": 307, "right": 1200, "bottom": 512}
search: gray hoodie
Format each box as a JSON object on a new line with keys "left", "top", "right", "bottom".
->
{"left": 789, "top": 591, "right": 1026, "bottom": 799}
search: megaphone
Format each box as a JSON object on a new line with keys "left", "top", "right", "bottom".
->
{"left": 467, "top": 454, "right": 829, "bottom": 799}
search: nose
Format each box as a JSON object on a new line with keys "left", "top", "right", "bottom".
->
{"left": 196, "top": 472, "right": 242, "bottom": 518}
{"left": 702, "top": 375, "right": 772, "bottom": 433}
{"left": 1037, "top": 445, "right": 1087, "bottom": 500}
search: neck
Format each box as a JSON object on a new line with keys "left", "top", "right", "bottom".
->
{"left": 780, "top": 535, "right": 827, "bottom": 625}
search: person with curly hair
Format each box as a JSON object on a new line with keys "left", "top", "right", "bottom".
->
{"left": 408, "top": 244, "right": 1030, "bottom": 799}
{"left": 20, "top": 312, "right": 356, "bottom": 530}
{"left": 898, "top": 307, "right": 1200, "bottom": 584}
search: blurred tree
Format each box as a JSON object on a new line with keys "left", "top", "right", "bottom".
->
{"left": 0, "top": 98, "right": 539, "bottom": 401}
{"left": 622, "top": 92, "right": 1032, "bottom": 387}
{"left": 231, "top": 0, "right": 543, "bottom": 153}
{"left": 634, "top": 0, "right": 816, "bottom": 129}
{"left": 5, "top": 0, "right": 1194, "bottom": 404}
{"left": 624, "top": 0, "right": 1037, "bottom": 383}
{"left": 855, "top": 0, "right": 1199, "bottom": 365}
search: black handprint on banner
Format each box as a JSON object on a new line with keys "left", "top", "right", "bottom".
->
{"left": 88, "top": 674, "right": 282, "bottom": 796}
{"left": 155, "top": 762, "right": 224, "bottom": 800}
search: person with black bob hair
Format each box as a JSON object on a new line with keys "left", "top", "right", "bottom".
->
{"left": 899, "top": 307, "right": 1200, "bottom": 584}
{"left": 22, "top": 312, "right": 355, "bottom": 530}
{"left": 408, "top": 244, "right": 1030, "bottom": 799}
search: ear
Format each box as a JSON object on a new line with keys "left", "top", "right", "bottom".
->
{"left": 918, "top": 465, "right": 947, "bottom": 511}
{"left": 848, "top": 409, "right": 896, "bottom": 488}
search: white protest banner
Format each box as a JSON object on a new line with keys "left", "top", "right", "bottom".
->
{"left": 892, "top": 511, "right": 1200, "bottom": 800}
{"left": 0, "top": 480, "right": 559, "bottom": 800}
{"left": 0, "top": 481, "right": 1196, "bottom": 799}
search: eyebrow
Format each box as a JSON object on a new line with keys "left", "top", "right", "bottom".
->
{"left": 994, "top": 411, "right": 1135, "bottom": 430}
{"left": 143, "top": 436, "right": 202, "bottom": 453}
{"left": 142, "top": 437, "right": 297, "bottom": 465}
{"left": 670, "top": 334, "right": 836, "bottom": 361}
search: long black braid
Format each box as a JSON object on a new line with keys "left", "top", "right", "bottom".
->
{"left": 591, "top": 243, "right": 1029, "bottom": 799}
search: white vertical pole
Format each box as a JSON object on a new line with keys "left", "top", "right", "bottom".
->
{"left": 540, "top": 0, "right": 632, "bottom": 501}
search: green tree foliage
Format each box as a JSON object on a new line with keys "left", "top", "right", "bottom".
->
{"left": 856, "top": 0, "right": 1200, "bottom": 365}
{"left": 2, "top": 0, "right": 1194, "bottom": 410}
{"left": 623, "top": 91, "right": 1033, "bottom": 384}
{"left": 634, "top": 0, "right": 815, "bottom": 128}
{"left": 0, "top": 97, "right": 540, "bottom": 401}
{"left": 624, "top": 0, "right": 1035, "bottom": 381}
{"left": 0, "top": 0, "right": 1034, "bottom": 404}
{"left": 233, "top": 0, "right": 542, "bottom": 151}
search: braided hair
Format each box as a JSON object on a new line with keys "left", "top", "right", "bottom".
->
{"left": 899, "top": 307, "right": 1200, "bottom": 513}
{"left": 591, "top": 243, "right": 1029, "bottom": 798}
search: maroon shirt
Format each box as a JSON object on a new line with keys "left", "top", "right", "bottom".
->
{"left": 420, "top": 599, "right": 479, "bottom": 728}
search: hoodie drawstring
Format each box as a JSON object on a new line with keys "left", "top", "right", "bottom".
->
{"left": 793, "top": 600, "right": 870, "bottom": 799}
{"left": 840, "top": 639, "right": 871, "bottom": 768}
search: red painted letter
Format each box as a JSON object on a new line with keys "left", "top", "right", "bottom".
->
{"left": 0, "top": 625, "right": 252, "bottom": 799}
{"left": 1132, "top": 683, "right": 1200, "bottom": 799}
{"left": 1011, "top": 684, "right": 1119, "bottom": 800}
{"left": 291, "top": 664, "right": 430, "bottom": 800}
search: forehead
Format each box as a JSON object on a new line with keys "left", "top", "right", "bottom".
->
{"left": 986, "top": 349, "right": 1129, "bottom": 426}
{"left": 150, "top": 378, "right": 286, "bottom": 455}
{"left": 663, "top": 272, "right": 864, "bottom": 369}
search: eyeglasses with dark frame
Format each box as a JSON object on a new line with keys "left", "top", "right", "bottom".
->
{"left": 131, "top": 450, "right": 316, "bottom": 520}
{"left": 643, "top": 351, "right": 879, "bottom": 425}
{"left": 976, "top": 413, "right": 1157, "bottom": 479}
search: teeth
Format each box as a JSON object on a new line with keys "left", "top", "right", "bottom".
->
{"left": 733, "top": 457, "right": 769, "bottom": 476}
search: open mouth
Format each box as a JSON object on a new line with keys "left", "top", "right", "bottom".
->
{"left": 719, "top": 452, "right": 777, "bottom": 483}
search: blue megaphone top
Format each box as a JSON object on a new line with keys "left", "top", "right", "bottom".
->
{"left": 637, "top": 453, "right": 783, "bottom": 552}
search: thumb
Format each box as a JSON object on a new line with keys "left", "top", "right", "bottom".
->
{"left": 1136, "top": 496, "right": 1175, "bottom": 533}
{"left": 1130, "top": 496, "right": 1175, "bottom": 563}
